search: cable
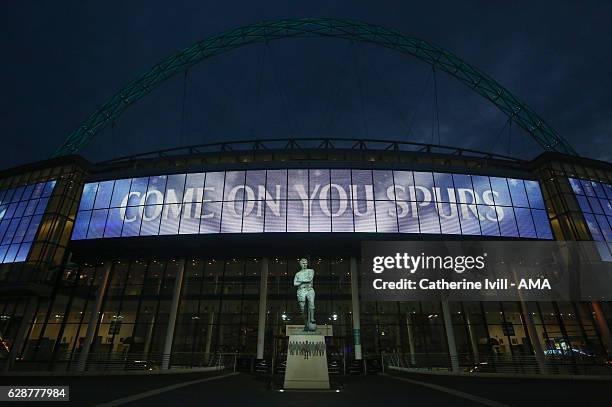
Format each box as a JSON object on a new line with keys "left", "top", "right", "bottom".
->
{"left": 179, "top": 69, "right": 189, "bottom": 146}
{"left": 265, "top": 44, "right": 298, "bottom": 137}
{"left": 432, "top": 66, "right": 441, "bottom": 145}
{"left": 352, "top": 43, "right": 370, "bottom": 138}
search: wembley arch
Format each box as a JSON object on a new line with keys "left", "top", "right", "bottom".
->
{"left": 54, "top": 18, "right": 577, "bottom": 157}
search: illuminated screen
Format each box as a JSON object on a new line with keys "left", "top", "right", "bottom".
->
{"left": 568, "top": 177, "right": 612, "bottom": 259}
{"left": 71, "top": 170, "right": 552, "bottom": 240}
{"left": 0, "top": 180, "right": 56, "bottom": 263}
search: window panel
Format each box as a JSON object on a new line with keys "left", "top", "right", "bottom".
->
{"left": 398, "top": 202, "right": 419, "bottom": 233}
{"left": 266, "top": 170, "right": 287, "bottom": 201}
{"left": 458, "top": 204, "right": 481, "bottom": 235}
{"left": 12, "top": 216, "right": 32, "bottom": 244}
{"left": 179, "top": 201, "right": 202, "bottom": 235}
{"left": 3, "top": 244, "right": 20, "bottom": 263}
{"left": 595, "top": 214, "right": 612, "bottom": 242}
{"left": 104, "top": 208, "right": 125, "bottom": 237}
{"left": 2, "top": 218, "right": 21, "bottom": 244}
{"left": 42, "top": 180, "right": 56, "bottom": 197}
{"left": 310, "top": 198, "right": 331, "bottom": 232}
{"left": 587, "top": 197, "right": 604, "bottom": 214}
{"left": 580, "top": 179, "right": 595, "bottom": 197}
{"left": 309, "top": 169, "right": 330, "bottom": 199}
{"left": 21, "top": 184, "right": 35, "bottom": 201}
{"left": 24, "top": 199, "right": 39, "bottom": 216}
{"left": 242, "top": 201, "right": 265, "bottom": 233}
{"left": 140, "top": 205, "right": 162, "bottom": 236}
{"left": 221, "top": 201, "right": 244, "bottom": 233}
{"left": 433, "top": 172, "right": 455, "bottom": 203}
{"left": 508, "top": 179, "right": 529, "bottom": 207}
{"left": 245, "top": 170, "right": 266, "bottom": 198}
{"left": 354, "top": 200, "right": 376, "bottom": 232}
{"left": 87, "top": 209, "right": 109, "bottom": 239}
{"left": 601, "top": 199, "right": 612, "bottom": 217}
{"left": 477, "top": 205, "right": 500, "bottom": 236}
{"left": 438, "top": 202, "right": 461, "bottom": 235}
{"left": 15, "top": 242, "right": 31, "bottom": 262}
{"left": 146, "top": 175, "right": 167, "bottom": 205}
{"left": 374, "top": 200, "right": 398, "bottom": 232}
{"left": 264, "top": 198, "right": 286, "bottom": 232}
{"left": 203, "top": 172, "right": 224, "bottom": 202}
{"left": 532, "top": 209, "right": 553, "bottom": 239}
{"left": 121, "top": 206, "right": 144, "bottom": 237}
{"left": 34, "top": 197, "right": 50, "bottom": 215}
{"left": 128, "top": 178, "right": 149, "bottom": 206}
{"left": 79, "top": 183, "right": 98, "bottom": 211}
{"left": 200, "top": 202, "right": 222, "bottom": 233}
{"left": 110, "top": 179, "right": 132, "bottom": 207}
{"left": 331, "top": 200, "right": 353, "bottom": 232}
{"left": 94, "top": 180, "right": 114, "bottom": 209}
{"left": 184, "top": 173, "right": 205, "bottom": 202}
{"left": 11, "top": 186, "right": 25, "bottom": 202}
{"left": 287, "top": 200, "right": 308, "bottom": 232}
{"left": 159, "top": 204, "right": 182, "bottom": 235}
{"left": 524, "top": 180, "right": 545, "bottom": 209}
{"left": 471, "top": 176, "right": 492, "bottom": 204}
{"left": 24, "top": 215, "right": 42, "bottom": 242}
{"left": 417, "top": 203, "right": 441, "bottom": 234}
{"left": 583, "top": 213, "right": 603, "bottom": 241}
{"left": 223, "top": 171, "right": 246, "bottom": 201}
{"left": 373, "top": 170, "right": 394, "bottom": 201}
{"left": 515, "top": 207, "right": 536, "bottom": 238}
{"left": 497, "top": 207, "right": 519, "bottom": 237}
{"left": 287, "top": 169, "right": 308, "bottom": 200}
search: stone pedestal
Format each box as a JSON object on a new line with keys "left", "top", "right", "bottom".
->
{"left": 283, "top": 325, "right": 333, "bottom": 390}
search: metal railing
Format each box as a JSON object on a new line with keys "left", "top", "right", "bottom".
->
{"left": 383, "top": 352, "right": 612, "bottom": 376}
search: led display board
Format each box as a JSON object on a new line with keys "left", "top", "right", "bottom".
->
{"left": 71, "top": 169, "right": 551, "bottom": 241}
{"left": 0, "top": 180, "right": 56, "bottom": 263}
{"left": 568, "top": 178, "right": 612, "bottom": 259}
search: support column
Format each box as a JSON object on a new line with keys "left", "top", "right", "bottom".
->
{"left": 4, "top": 296, "right": 38, "bottom": 372}
{"left": 77, "top": 262, "right": 112, "bottom": 372}
{"left": 441, "top": 301, "right": 459, "bottom": 373}
{"left": 519, "top": 300, "right": 548, "bottom": 374}
{"left": 204, "top": 312, "right": 215, "bottom": 358}
{"left": 405, "top": 313, "right": 416, "bottom": 365}
{"left": 256, "top": 257, "right": 269, "bottom": 360}
{"left": 162, "top": 259, "right": 185, "bottom": 370}
{"left": 592, "top": 301, "right": 612, "bottom": 358}
{"left": 465, "top": 312, "right": 480, "bottom": 364}
{"left": 350, "top": 257, "right": 362, "bottom": 360}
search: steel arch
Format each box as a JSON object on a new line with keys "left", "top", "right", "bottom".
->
{"left": 54, "top": 18, "right": 578, "bottom": 157}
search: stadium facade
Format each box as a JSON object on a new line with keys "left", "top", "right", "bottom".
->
{"left": 1, "top": 19, "right": 611, "bottom": 374}
{"left": 0, "top": 139, "right": 611, "bottom": 373}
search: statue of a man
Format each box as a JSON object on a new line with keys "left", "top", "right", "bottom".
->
{"left": 294, "top": 257, "right": 316, "bottom": 332}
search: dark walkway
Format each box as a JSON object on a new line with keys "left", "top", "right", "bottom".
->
{"left": 2, "top": 371, "right": 611, "bottom": 406}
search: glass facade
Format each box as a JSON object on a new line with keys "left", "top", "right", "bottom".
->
{"left": 568, "top": 177, "right": 612, "bottom": 259}
{"left": 72, "top": 169, "right": 552, "bottom": 240}
{"left": 5, "top": 256, "right": 608, "bottom": 372}
{"left": 0, "top": 180, "right": 56, "bottom": 263}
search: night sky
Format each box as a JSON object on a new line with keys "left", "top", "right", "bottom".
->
{"left": 2, "top": 1, "right": 612, "bottom": 169}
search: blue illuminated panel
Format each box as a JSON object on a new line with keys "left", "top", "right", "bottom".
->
{"left": 568, "top": 178, "right": 612, "bottom": 259}
{"left": 0, "top": 180, "right": 56, "bottom": 263}
{"left": 71, "top": 170, "right": 552, "bottom": 240}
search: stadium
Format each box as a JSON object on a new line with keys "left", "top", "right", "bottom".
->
{"left": 1, "top": 19, "right": 611, "bottom": 376}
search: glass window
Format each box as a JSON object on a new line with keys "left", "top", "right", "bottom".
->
{"left": 508, "top": 179, "right": 529, "bottom": 207}
{"left": 515, "top": 207, "right": 536, "bottom": 238}
{"left": 110, "top": 179, "right": 132, "bottom": 207}
{"left": 79, "top": 183, "right": 98, "bottom": 211}
{"left": 94, "top": 180, "right": 114, "bottom": 209}
{"left": 524, "top": 180, "right": 545, "bottom": 209}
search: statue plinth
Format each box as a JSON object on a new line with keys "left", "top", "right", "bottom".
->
{"left": 285, "top": 324, "right": 333, "bottom": 337}
{"left": 283, "top": 332, "right": 330, "bottom": 390}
